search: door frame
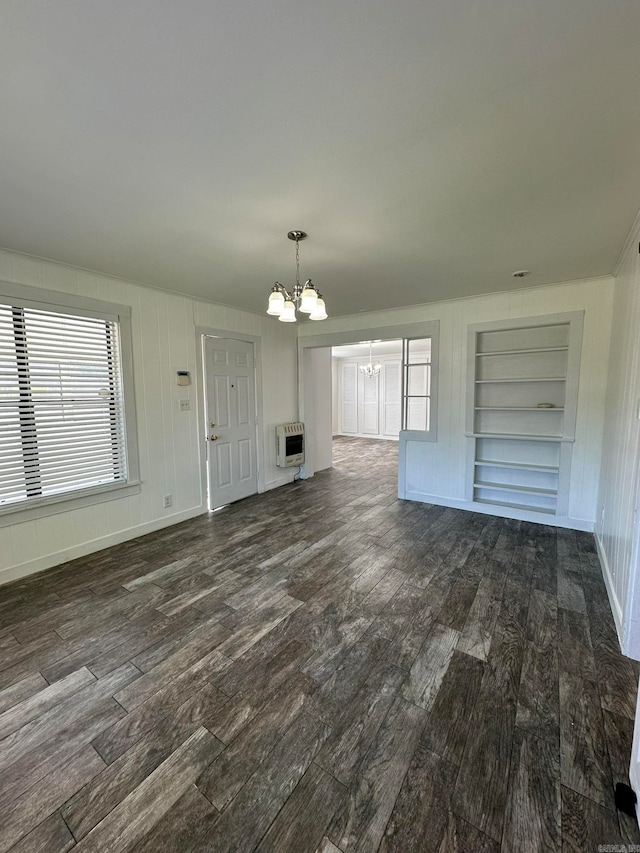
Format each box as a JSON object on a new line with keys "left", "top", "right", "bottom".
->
{"left": 298, "top": 321, "right": 439, "bottom": 479}
{"left": 195, "top": 326, "right": 265, "bottom": 509}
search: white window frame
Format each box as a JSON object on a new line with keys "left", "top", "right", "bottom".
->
{"left": 0, "top": 281, "right": 141, "bottom": 527}
{"left": 401, "top": 337, "right": 434, "bottom": 436}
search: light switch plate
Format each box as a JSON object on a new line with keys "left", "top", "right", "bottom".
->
{"left": 179, "top": 399, "right": 190, "bottom": 412}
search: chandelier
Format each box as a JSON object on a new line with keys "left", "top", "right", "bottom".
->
{"left": 360, "top": 342, "right": 381, "bottom": 378}
{"left": 266, "top": 231, "right": 327, "bottom": 322}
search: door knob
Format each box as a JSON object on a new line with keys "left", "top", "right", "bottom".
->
{"left": 210, "top": 434, "right": 218, "bottom": 441}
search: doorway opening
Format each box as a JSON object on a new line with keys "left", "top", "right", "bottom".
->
{"left": 297, "top": 320, "right": 438, "bottom": 483}
{"left": 330, "top": 337, "right": 432, "bottom": 465}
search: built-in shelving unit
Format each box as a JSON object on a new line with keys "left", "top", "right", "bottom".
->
{"left": 466, "top": 312, "right": 583, "bottom": 518}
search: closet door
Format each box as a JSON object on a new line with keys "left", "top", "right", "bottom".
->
{"left": 341, "top": 362, "right": 358, "bottom": 433}
{"left": 359, "top": 368, "right": 379, "bottom": 434}
{"left": 382, "top": 360, "right": 401, "bottom": 436}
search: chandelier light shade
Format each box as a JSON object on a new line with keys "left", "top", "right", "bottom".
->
{"left": 266, "top": 231, "right": 328, "bottom": 323}
{"left": 360, "top": 342, "right": 381, "bottom": 378}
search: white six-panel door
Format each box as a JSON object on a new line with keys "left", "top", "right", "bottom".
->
{"left": 204, "top": 336, "right": 258, "bottom": 508}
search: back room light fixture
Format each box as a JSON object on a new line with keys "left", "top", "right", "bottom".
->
{"left": 267, "top": 231, "right": 328, "bottom": 322}
{"left": 360, "top": 342, "right": 381, "bottom": 378}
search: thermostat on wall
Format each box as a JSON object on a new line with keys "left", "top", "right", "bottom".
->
{"left": 176, "top": 371, "right": 190, "bottom": 386}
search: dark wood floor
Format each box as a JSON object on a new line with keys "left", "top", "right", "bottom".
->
{"left": 1, "top": 436, "right": 639, "bottom": 852}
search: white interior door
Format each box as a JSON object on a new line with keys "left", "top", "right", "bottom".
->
{"left": 204, "top": 336, "right": 258, "bottom": 508}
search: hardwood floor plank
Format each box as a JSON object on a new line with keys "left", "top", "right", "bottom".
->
{"left": 0, "top": 666, "right": 96, "bottom": 741}
{"left": 315, "top": 662, "right": 406, "bottom": 786}
{"left": 0, "top": 632, "right": 63, "bottom": 675}
{"left": 587, "top": 605, "right": 638, "bottom": 719}
{"left": 6, "top": 812, "right": 75, "bottom": 853}
{"left": 197, "top": 671, "right": 313, "bottom": 810}
{"left": 302, "top": 611, "right": 375, "bottom": 684}
{"left": 601, "top": 709, "right": 640, "bottom": 844}
{"left": 91, "top": 680, "right": 229, "bottom": 766}
{"left": 557, "top": 567, "right": 586, "bottom": 614}
{"left": 315, "top": 838, "right": 343, "bottom": 853}
{"left": 456, "top": 576, "right": 503, "bottom": 661}
{"left": 128, "top": 612, "right": 228, "bottom": 673}
{"left": 129, "top": 785, "right": 220, "bottom": 853}
{"left": 115, "top": 633, "right": 231, "bottom": 712}
{"left": 501, "top": 728, "right": 561, "bottom": 852}
{"left": 387, "top": 586, "right": 448, "bottom": 671}
{"left": 557, "top": 608, "right": 596, "bottom": 681}
{"left": 401, "top": 622, "right": 460, "bottom": 711}
{"left": 327, "top": 695, "right": 426, "bottom": 853}
{"left": 359, "top": 569, "right": 407, "bottom": 617}
{"left": 0, "top": 662, "right": 138, "bottom": 776}
{"left": 367, "top": 582, "right": 423, "bottom": 642}
{"left": 378, "top": 743, "right": 456, "bottom": 853}
{"left": 0, "top": 744, "right": 105, "bottom": 852}
{"left": 559, "top": 671, "right": 614, "bottom": 809}
{"left": 54, "top": 584, "right": 168, "bottom": 640}
{"left": 0, "top": 697, "right": 126, "bottom": 815}
{"left": 516, "top": 589, "right": 559, "bottom": 744}
{"left": 62, "top": 684, "right": 224, "bottom": 840}
{"left": 452, "top": 595, "right": 526, "bottom": 843}
{"left": 197, "top": 712, "right": 331, "bottom": 853}
{"left": 74, "top": 727, "right": 223, "bottom": 852}
{"left": 37, "top": 609, "right": 181, "bottom": 683}
{"left": 256, "top": 763, "right": 346, "bottom": 853}
{"left": 305, "top": 634, "right": 390, "bottom": 727}
{"left": 0, "top": 672, "right": 48, "bottom": 716}
{"left": 561, "top": 785, "right": 623, "bottom": 853}
{"left": 217, "top": 594, "right": 304, "bottom": 660}
{"left": 122, "top": 556, "right": 198, "bottom": 590}
{"left": 419, "top": 649, "right": 485, "bottom": 766}
{"left": 438, "top": 578, "right": 480, "bottom": 633}
{"left": 437, "top": 813, "right": 500, "bottom": 852}
{"left": 516, "top": 639, "right": 560, "bottom": 745}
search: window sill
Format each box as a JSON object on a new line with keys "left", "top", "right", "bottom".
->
{"left": 0, "top": 481, "right": 142, "bottom": 528}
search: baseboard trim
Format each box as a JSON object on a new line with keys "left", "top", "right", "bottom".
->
{"left": 263, "top": 473, "right": 296, "bottom": 490}
{"left": 0, "top": 505, "right": 208, "bottom": 587}
{"left": 594, "top": 531, "right": 625, "bottom": 648}
{"left": 400, "top": 490, "right": 594, "bottom": 532}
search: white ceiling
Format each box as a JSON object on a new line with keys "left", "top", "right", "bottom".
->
{"left": 1, "top": 1, "right": 639, "bottom": 318}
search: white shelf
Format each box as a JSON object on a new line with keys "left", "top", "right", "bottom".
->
{"left": 474, "top": 480, "right": 558, "bottom": 496}
{"left": 475, "top": 377, "right": 566, "bottom": 384}
{"left": 467, "top": 432, "right": 565, "bottom": 442}
{"left": 473, "top": 497, "right": 556, "bottom": 515}
{"left": 474, "top": 406, "right": 564, "bottom": 412}
{"left": 476, "top": 346, "right": 569, "bottom": 357}
{"left": 475, "top": 459, "right": 559, "bottom": 472}
{"left": 467, "top": 312, "right": 582, "bottom": 521}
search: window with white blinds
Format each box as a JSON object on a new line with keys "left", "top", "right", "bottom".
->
{"left": 0, "top": 299, "right": 129, "bottom": 509}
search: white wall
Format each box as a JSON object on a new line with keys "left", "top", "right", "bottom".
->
{"left": 302, "top": 347, "right": 333, "bottom": 475}
{"left": 300, "top": 277, "right": 615, "bottom": 530}
{"left": 596, "top": 213, "right": 640, "bottom": 651}
{"left": 331, "top": 357, "right": 339, "bottom": 436}
{"left": 0, "top": 249, "right": 298, "bottom": 585}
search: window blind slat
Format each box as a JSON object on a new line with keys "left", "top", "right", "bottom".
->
{"left": 0, "top": 304, "right": 127, "bottom": 507}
